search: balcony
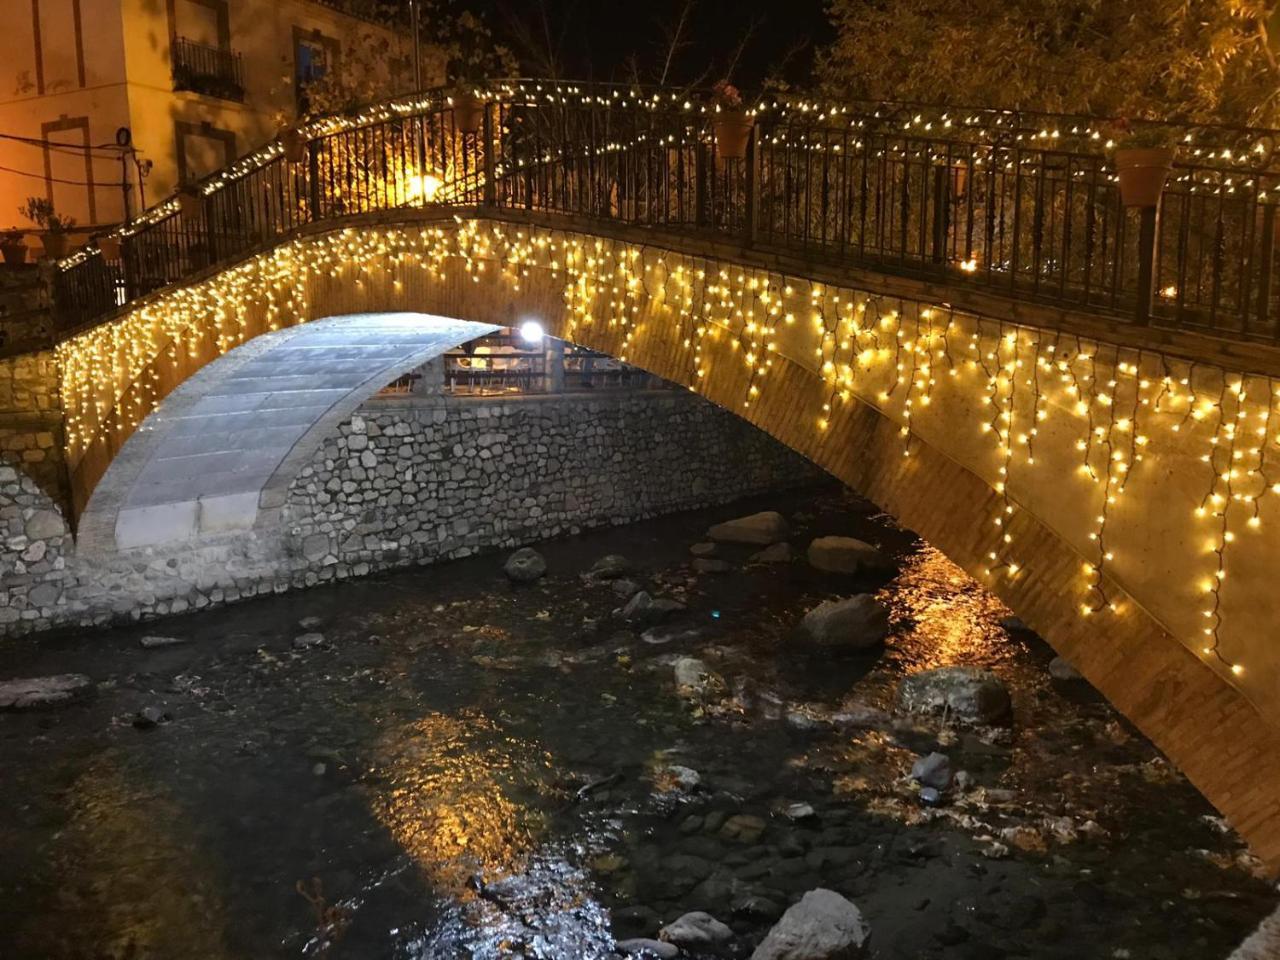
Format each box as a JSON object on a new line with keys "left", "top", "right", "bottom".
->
{"left": 171, "top": 36, "right": 245, "bottom": 102}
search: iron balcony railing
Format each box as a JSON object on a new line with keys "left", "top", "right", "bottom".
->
{"left": 171, "top": 36, "right": 245, "bottom": 102}
{"left": 54, "top": 79, "right": 1280, "bottom": 344}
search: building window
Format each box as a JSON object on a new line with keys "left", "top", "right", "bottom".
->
{"left": 171, "top": 37, "right": 245, "bottom": 102}
{"left": 293, "top": 29, "right": 339, "bottom": 115}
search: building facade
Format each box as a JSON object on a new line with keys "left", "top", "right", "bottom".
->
{"left": 0, "top": 0, "right": 428, "bottom": 254}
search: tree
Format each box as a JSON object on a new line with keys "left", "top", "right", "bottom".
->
{"left": 817, "top": 0, "right": 1280, "bottom": 127}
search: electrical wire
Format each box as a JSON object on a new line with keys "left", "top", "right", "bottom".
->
{"left": 0, "top": 131, "right": 127, "bottom": 156}
{"left": 0, "top": 163, "right": 126, "bottom": 187}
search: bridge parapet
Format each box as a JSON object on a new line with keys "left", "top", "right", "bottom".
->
{"left": 51, "top": 80, "right": 1280, "bottom": 345}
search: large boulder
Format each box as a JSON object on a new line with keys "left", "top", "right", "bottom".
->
{"left": 807, "top": 536, "right": 887, "bottom": 575}
{"left": 897, "top": 666, "right": 1011, "bottom": 725}
{"left": 750, "top": 888, "right": 870, "bottom": 960}
{"left": 800, "top": 596, "right": 889, "bottom": 649}
{"left": 504, "top": 547, "right": 547, "bottom": 583}
{"left": 660, "top": 911, "right": 734, "bottom": 952}
{"left": 0, "top": 674, "right": 93, "bottom": 710}
{"left": 707, "top": 511, "right": 790, "bottom": 545}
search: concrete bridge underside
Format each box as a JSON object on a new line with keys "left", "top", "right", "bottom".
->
{"left": 46, "top": 213, "right": 1280, "bottom": 870}
{"left": 76, "top": 314, "right": 496, "bottom": 553}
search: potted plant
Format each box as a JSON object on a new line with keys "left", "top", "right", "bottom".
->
{"left": 19, "top": 197, "right": 75, "bottom": 258}
{"left": 1110, "top": 122, "right": 1178, "bottom": 208}
{"left": 710, "top": 80, "right": 753, "bottom": 161}
{"left": 177, "top": 181, "right": 204, "bottom": 218}
{"left": 451, "top": 83, "right": 486, "bottom": 135}
{"left": 1, "top": 229, "right": 27, "bottom": 265}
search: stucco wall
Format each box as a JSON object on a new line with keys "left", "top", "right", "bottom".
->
{"left": 0, "top": 387, "right": 823, "bottom": 636}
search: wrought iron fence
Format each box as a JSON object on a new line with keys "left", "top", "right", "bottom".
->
{"left": 53, "top": 80, "right": 1280, "bottom": 343}
{"left": 171, "top": 37, "right": 245, "bottom": 102}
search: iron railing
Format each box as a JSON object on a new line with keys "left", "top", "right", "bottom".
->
{"left": 53, "top": 80, "right": 1280, "bottom": 343}
{"left": 172, "top": 37, "right": 245, "bottom": 102}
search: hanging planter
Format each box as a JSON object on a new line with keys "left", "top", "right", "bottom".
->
{"left": 713, "top": 109, "right": 754, "bottom": 161}
{"left": 97, "top": 235, "right": 122, "bottom": 260}
{"left": 178, "top": 185, "right": 204, "bottom": 218}
{"left": 1114, "top": 147, "right": 1175, "bottom": 208}
{"left": 41, "top": 232, "right": 68, "bottom": 259}
{"left": 1, "top": 231, "right": 28, "bottom": 265}
{"left": 452, "top": 91, "right": 485, "bottom": 135}
{"left": 280, "top": 127, "right": 308, "bottom": 163}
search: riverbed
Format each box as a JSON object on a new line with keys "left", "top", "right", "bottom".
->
{"left": 0, "top": 484, "right": 1273, "bottom": 959}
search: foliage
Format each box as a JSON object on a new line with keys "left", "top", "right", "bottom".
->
{"left": 19, "top": 197, "right": 74, "bottom": 234}
{"left": 711, "top": 80, "right": 744, "bottom": 109}
{"left": 817, "top": 0, "right": 1280, "bottom": 126}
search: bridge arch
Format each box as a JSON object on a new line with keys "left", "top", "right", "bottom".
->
{"left": 52, "top": 212, "right": 1280, "bottom": 868}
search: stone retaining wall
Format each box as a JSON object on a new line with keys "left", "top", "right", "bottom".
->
{"left": 281, "top": 390, "right": 824, "bottom": 580}
{"left": 0, "top": 349, "right": 64, "bottom": 507}
{"left": 0, "top": 389, "right": 824, "bottom": 636}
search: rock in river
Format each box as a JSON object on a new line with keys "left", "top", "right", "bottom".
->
{"left": 673, "top": 657, "right": 722, "bottom": 697}
{"left": 707, "top": 511, "right": 790, "bottom": 545}
{"left": 806, "top": 536, "right": 886, "bottom": 575}
{"left": 139, "top": 635, "right": 187, "bottom": 649}
{"left": 616, "top": 938, "right": 679, "bottom": 959}
{"left": 910, "top": 751, "right": 952, "bottom": 790}
{"left": 504, "top": 547, "right": 547, "bottom": 583}
{"left": 897, "top": 665, "right": 1011, "bottom": 725}
{"left": 750, "top": 888, "right": 871, "bottom": 960}
{"left": 1048, "top": 656, "right": 1083, "bottom": 681}
{"left": 800, "top": 595, "right": 889, "bottom": 649}
{"left": 660, "top": 911, "right": 734, "bottom": 952}
{"left": 588, "top": 554, "right": 631, "bottom": 580}
{"left": 0, "top": 674, "right": 93, "bottom": 710}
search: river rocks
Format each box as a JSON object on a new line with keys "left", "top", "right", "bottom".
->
{"left": 659, "top": 911, "right": 734, "bottom": 952}
{"left": 613, "top": 579, "right": 643, "bottom": 599}
{"left": 910, "top": 752, "right": 952, "bottom": 790}
{"left": 504, "top": 547, "right": 547, "bottom": 583}
{"left": 655, "top": 764, "right": 701, "bottom": 794}
{"left": 642, "top": 625, "right": 702, "bottom": 646}
{"left": 750, "top": 888, "right": 870, "bottom": 960}
{"left": 897, "top": 665, "right": 1012, "bottom": 725}
{"left": 690, "top": 542, "right": 718, "bottom": 557}
{"left": 693, "top": 558, "right": 733, "bottom": 574}
{"left": 720, "top": 813, "right": 767, "bottom": 843}
{"left": 707, "top": 511, "right": 790, "bottom": 545}
{"left": 133, "top": 705, "right": 171, "bottom": 729}
{"left": 806, "top": 536, "right": 886, "bottom": 575}
{"left": 139, "top": 634, "right": 187, "bottom": 649}
{"left": 0, "top": 674, "right": 92, "bottom": 710}
{"left": 750, "top": 542, "right": 793, "bottom": 564}
{"left": 293, "top": 632, "right": 326, "bottom": 649}
{"left": 799, "top": 595, "right": 889, "bottom": 649}
{"left": 674, "top": 657, "right": 722, "bottom": 697}
{"left": 1048, "top": 656, "right": 1083, "bottom": 681}
{"left": 619, "top": 591, "right": 685, "bottom": 623}
{"left": 589, "top": 554, "right": 631, "bottom": 580}
{"left": 616, "top": 938, "right": 679, "bottom": 959}
{"left": 918, "top": 786, "right": 942, "bottom": 806}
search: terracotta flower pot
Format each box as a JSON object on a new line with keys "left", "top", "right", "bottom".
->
{"left": 453, "top": 92, "right": 485, "bottom": 135}
{"left": 1114, "top": 147, "right": 1175, "bottom": 208}
{"left": 1, "top": 240, "right": 28, "bottom": 265}
{"left": 713, "top": 110, "right": 753, "bottom": 161}
{"left": 98, "top": 236, "right": 122, "bottom": 260}
{"left": 281, "top": 127, "right": 308, "bottom": 163}
{"left": 41, "top": 233, "right": 68, "bottom": 259}
{"left": 178, "top": 189, "right": 203, "bottom": 218}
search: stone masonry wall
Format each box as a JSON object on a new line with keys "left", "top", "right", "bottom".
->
{"left": 280, "top": 390, "right": 825, "bottom": 582}
{"left": 0, "top": 389, "right": 825, "bottom": 637}
{"left": 0, "top": 349, "right": 65, "bottom": 508}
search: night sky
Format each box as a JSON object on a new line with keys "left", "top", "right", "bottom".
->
{"left": 463, "top": 0, "right": 833, "bottom": 89}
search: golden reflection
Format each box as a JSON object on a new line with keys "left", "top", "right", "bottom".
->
{"left": 879, "top": 544, "right": 1016, "bottom": 670}
{"left": 371, "top": 710, "right": 552, "bottom": 895}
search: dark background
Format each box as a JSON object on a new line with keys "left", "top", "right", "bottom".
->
{"left": 449, "top": 0, "right": 832, "bottom": 89}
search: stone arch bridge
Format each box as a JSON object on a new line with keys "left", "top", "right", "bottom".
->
{"left": 8, "top": 82, "right": 1280, "bottom": 867}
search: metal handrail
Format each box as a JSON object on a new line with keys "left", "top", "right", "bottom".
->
{"left": 52, "top": 79, "right": 1280, "bottom": 343}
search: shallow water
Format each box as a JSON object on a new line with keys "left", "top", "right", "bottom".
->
{"left": 0, "top": 485, "right": 1273, "bottom": 959}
